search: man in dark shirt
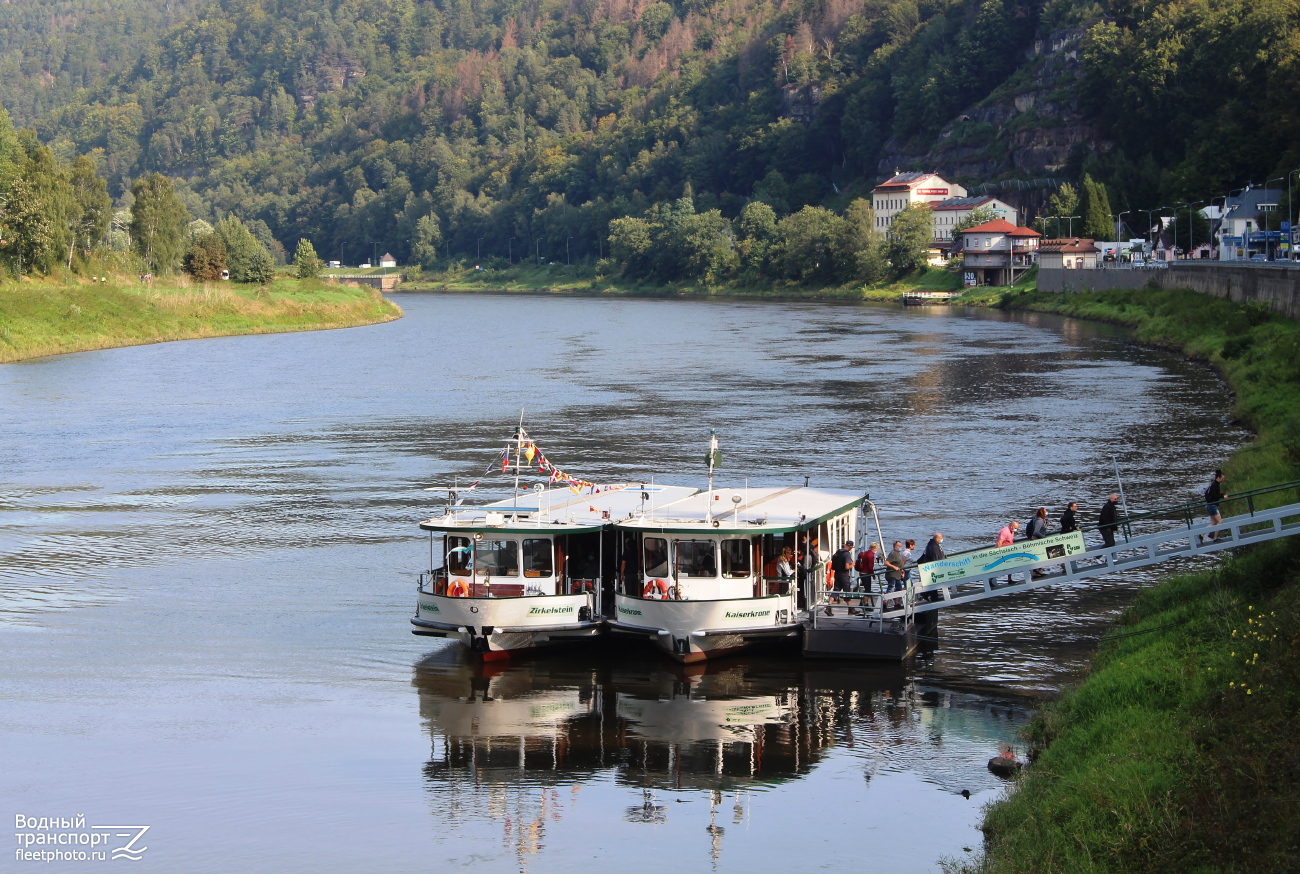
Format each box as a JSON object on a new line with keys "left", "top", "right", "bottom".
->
{"left": 1098, "top": 494, "right": 1120, "bottom": 547}
{"left": 831, "top": 540, "right": 854, "bottom": 591}
{"left": 920, "top": 533, "right": 944, "bottom": 564}
{"left": 1060, "top": 502, "right": 1079, "bottom": 534}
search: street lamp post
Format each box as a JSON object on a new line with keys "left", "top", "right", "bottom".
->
{"left": 1266, "top": 177, "right": 1286, "bottom": 260}
{"left": 1139, "top": 207, "right": 1163, "bottom": 254}
{"left": 1289, "top": 170, "right": 1300, "bottom": 261}
{"left": 508, "top": 236, "right": 515, "bottom": 264}
{"left": 1115, "top": 210, "right": 1129, "bottom": 262}
{"left": 535, "top": 239, "right": 541, "bottom": 265}
{"left": 1185, "top": 201, "right": 1205, "bottom": 259}
{"left": 566, "top": 236, "right": 572, "bottom": 266}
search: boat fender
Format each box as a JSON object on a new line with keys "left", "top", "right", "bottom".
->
{"left": 448, "top": 579, "right": 469, "bottom": 597}
{"left": 643, "top": 579, "right": 669, "bottom": 599}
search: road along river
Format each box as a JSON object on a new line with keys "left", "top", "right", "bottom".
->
{"left": 0, "top": 293, "right": 1241, "bottom": 872}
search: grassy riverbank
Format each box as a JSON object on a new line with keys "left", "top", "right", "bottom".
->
{"left": 401, "top": 263, "right": 962, "bottom": 301}
{"left": 0, "top": 278, "right": 402, "bottom": 363}
{"left": 955, "top": 288, "right": 1300, "bottom": 873}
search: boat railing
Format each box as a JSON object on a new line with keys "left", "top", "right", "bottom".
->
{"left": 418, "top": 568, "right": 599, "bottom": 607}
{"left": 808, "top": 569, "right": 915, "bottom": 630}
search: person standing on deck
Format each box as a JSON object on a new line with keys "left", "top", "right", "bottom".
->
{"left": 1098, "top": 495, "right": 1121, "bottom": 547}
{"left": 1060, "top": 502, "right": 1079, "bottom": 534}
{"left": 883, "top": 541, "right": 906, "bottom": 611}
{"left": 831, "top": 540, "right": 855, "bottom": 604}
{"left": 1202, "top": 470, "right": 1229, "bottom": 543}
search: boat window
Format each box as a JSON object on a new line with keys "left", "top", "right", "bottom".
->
{"left": 475, "top": 539, "right": 519, "bottom": 577}
{"left": 675, "top": 540, "right": 717, "bottom": 578}
{"left": 522, "top": 539, "right": 553, "bottom": 578}
{"left": 720, "top": 539, "right": 751, "bottom": 578}
{"left": 644, "top": 537, "right": 669, "bottom": 577}
{"left": 447, "top": 536, "right": 472, "bottom": 576}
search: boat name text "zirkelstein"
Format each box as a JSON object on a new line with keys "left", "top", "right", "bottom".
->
{"left": 527, "top": 606, "right": 574, "bottom": 615}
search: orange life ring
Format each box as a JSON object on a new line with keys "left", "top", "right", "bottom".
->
{"left": 642, "top": 579, "right": 669, "bottom": 600}
{"left": 447, "top": 578, "right": 469, "bottom": 598}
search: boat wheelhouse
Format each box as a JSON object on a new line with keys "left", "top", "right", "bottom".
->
{"left": 413, "top": 484, "right": 696, "bottom": 659}
{"left": 608, "top": 486, "right": 865, "bottom": 662}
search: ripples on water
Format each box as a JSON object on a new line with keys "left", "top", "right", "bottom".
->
{"left": 0, "top": 295, "right": 1242, "bottom": 871}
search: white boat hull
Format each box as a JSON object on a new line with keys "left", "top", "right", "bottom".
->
{"left": 609, "top": 593, "right": 801, "bottom": 663}
{"left": 412, "top": 592, "right": 601, "bottom": 660}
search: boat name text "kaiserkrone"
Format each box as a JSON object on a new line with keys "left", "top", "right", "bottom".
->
{"left": 419, "top": 601, "right": 440, "bottom": 613}
{"left": 617, "top": 604, "right": 643, "bottom": 616}
{"left": 724, "top": 610, "right": 771, "bottom": 619}
{"left": 527, "top": 605, "right": 574, "bottom": 615}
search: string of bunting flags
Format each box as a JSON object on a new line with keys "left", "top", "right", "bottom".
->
{"left": 485, "top": 428, "right": 626, "bottom": 495}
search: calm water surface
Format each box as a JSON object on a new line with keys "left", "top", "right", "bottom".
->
{"left": 0, "top": 294, "right": 1241, "bottom": 872}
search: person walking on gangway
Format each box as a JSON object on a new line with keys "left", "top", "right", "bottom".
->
{"left": 1098, "top": 494, "right": 1121, "bottom": 547}
{"left": 1202, "top": 470, "right": 1229, "bottom": 544}
{"left": 921, "top": 532, "right": 944, "bottom": 564}
{"left": 1026, "top": 508, "right": 1049, "bottom": 578}
{"left": 1060, "top": 501, "right": 1079, "bottom": 534}
{"left": 996, "top": 521, "right": 1019, "bottom": 581}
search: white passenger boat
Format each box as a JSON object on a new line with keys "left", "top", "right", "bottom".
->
{"left": 411, "top": 425, "right": 696, "bottom": 659}
{"left": 608, "top": 484, "right": 865, "bottom": 662}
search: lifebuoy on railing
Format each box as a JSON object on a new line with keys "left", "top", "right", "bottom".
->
{"left": 643, "top": 579, "right": 669, "bottom": 599}
{"left": 447, "top": 579, "right": 469, "bottom": 598}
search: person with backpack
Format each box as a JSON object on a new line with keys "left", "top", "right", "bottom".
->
{"left": 855, "top": 542, "right": 878, "bottom": 591}
{"left": 1202, "top": 470, "right": 1229, "bottom": 543}
{"left": 920, "top": 533, "right": 944, "bottom": 564}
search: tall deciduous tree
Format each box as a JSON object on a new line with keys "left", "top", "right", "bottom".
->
{"left": 68, "top": 155, "right": 111, "bottom": 265}
{"left": 1080, "top": 175, "right": 1114, "bottom": 241}
{"left": 886, "top": 203, "right": 933, "bottom": 274}
{"left": 130, "top": 173, "right": 189, "bottom": 272}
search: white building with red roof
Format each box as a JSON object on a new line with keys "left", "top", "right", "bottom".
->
{"left": 929, "top": 196, "right": 1018, "bottom": 241}
{"left": 961, "top": 219, "right": 1040, "bottom": 287}
{"left": 871, "top": 172, "right": 967, "bottom": 230}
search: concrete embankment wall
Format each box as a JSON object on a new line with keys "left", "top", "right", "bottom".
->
{"left": 1038, "top": 265, "right": 1300, "bottom": 320}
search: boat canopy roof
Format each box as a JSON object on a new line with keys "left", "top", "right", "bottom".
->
{"left": 419, "top": 483, "right": 699, "bottom": 535}
{"left": 613, "top": 486, "right": 864, "bottom": 535}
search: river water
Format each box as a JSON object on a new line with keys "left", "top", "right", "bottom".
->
{"left": 0, "top": 293, "right": 1241, "bottom": 872}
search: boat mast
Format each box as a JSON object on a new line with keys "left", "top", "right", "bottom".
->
{"left": 706, "top": 429, "right": 719, "bottom": 523}
{"left": 513, "top": 408, "right": 525, "bottom": 508}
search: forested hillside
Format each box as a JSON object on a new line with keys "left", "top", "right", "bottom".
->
{"left": 3, "top": 0, "right": 1298, "bottom": 275}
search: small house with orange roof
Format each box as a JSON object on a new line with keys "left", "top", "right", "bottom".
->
{"left": 960, "top": 219, "right": 1040, "bottom": 286}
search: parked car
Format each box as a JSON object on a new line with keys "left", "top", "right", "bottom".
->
{"left": 1249, "top": 254, "right": 1269, "bottom": 261}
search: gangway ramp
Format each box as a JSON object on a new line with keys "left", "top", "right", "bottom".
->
{"left": 883, "top": 483, "right": 1300, "bottom": 620}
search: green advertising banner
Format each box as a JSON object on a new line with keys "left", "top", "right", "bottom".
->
{"left": 917, "top": 531, "right": 1087, "bottom": 587}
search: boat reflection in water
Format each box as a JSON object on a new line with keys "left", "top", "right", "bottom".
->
{"left": 412, "top": 646, "right": 1029, "bottom": 869}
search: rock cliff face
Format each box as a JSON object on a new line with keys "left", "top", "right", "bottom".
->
{"left": 877, "top": 24, "right": 1113, "bottom": 186}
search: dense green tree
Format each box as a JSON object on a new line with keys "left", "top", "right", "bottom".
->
{"left": 215, "top": 216, "right": 273, "bottom": 283}
{"left": 886, "top": 204, "right": 933, "bottom": 275}
{"left": 770, "top": 206, "right": 844, "bottom": 283}
{"left": 1044, "top": 184, "right": 1080, "bottom": 236}
{"left": 183, "top": 233, "right": 227, "bottom": 280}
{"left": 293, "top": 239, "right": 320, "bottom": 279}
{"left": 3, "top": 176, "right": 53, "bottom": 276}
{"left": 130, "top": 173, "right": 188, "bottom": 272}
